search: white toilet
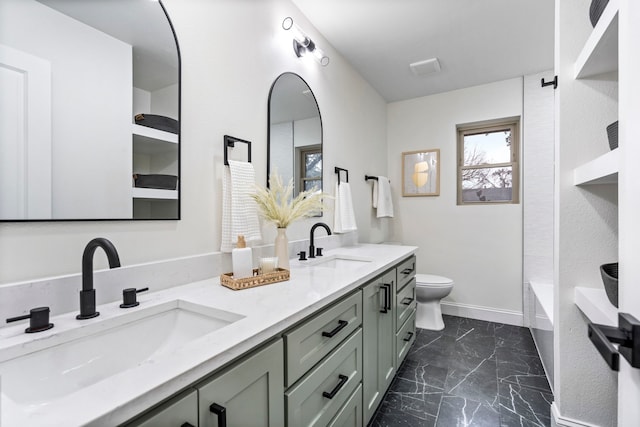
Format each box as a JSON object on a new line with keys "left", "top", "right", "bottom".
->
{"left": 415, "top": 273, "right": 454, "bottom": 331}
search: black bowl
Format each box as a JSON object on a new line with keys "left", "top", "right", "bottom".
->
{"left": 600, "top": 262, "right": 618, "bottom": 308}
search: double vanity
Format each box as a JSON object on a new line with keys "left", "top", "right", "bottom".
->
{"left": 0, "top": 244, "right": 417, "bottom": 426}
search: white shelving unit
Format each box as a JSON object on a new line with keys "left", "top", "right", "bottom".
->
{"left": 574, "top": 287, "right": 617, "bottom": 326}
{"left": 132, "top": 188, "right": 178, "bottom": 200}
{"left": 573, "top": 148, "right": 619, "bottom": 185}
{"left": 132, "top": 123, "right": 178, "bottom": 145}
{"left": 574, "top": 0, "right": 619, "bottom": 79}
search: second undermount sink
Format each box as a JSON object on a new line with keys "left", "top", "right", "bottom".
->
{"left": 306, "top": 254, "right": 373, "bottom": 269}
{"left": 0, "top": 300, "right": 244, "bottom": 407}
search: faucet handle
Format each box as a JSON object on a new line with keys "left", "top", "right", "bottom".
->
{"left": 6, "top": 307, "right": 54, "bottom": 333}
{"left": 298, "top": 251, "right": 307, "bottom": 261}
{"left": 120, "top": 287, "right": 149, "bottom": 308}
{"left": 316, "top": 247, "right": 324, "bottom": 257}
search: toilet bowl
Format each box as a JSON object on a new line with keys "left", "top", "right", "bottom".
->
{"left": 415, "top": 273, "right": 454, "bottom": 331}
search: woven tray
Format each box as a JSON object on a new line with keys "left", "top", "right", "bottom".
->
{"left": 220, "top": 268, "right": 290, "bottom": 290}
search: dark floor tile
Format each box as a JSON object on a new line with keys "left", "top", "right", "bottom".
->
{"left": 370, "top": 383, "right": 441, "bottom": 427}
{"left": 444, "top": 353, "right": 499, "bottom": 407}
{"left": 456, "top": 317, "right": 496, "bottom": 338}
{"left": 498, "top": 380, "right": 553, "bottom": 427}
{"left": 396, "top": 356, "right": 448, "bottom": 390}
{"left": 494, "top": 323, "right": 538, "bottom": 356}
{"left": 453, "top": 325, "right": 497, "bottom": 360}
{"left": 408, "top": 332, "right": 456, "bottom": 370}
{"left": 496, "top": 348, "right": 551, "bottom": 393}
{"left": 436, "top": 393, "right": 501, "bottom": 427}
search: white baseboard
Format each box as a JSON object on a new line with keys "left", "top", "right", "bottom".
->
{"left": 551, "top": 403, "right": 601, "bottom": 427}
{"left": 440, "top": 301, "right": 524, "bottom": 326}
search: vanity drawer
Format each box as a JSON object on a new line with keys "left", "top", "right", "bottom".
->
{"left": 396, "top": 255, "right": 416, "bottom": 292}
{"left": 285, "top": 291, "right": 362, "bottom": 387}
{"left": 124, "top": 389, "right": 198, "bottom": 427}
{"left": 328, "top": 383, "right": 362, "bottom": 427}
{"left": 396, "top": 309, "right": 416, "bottom": 367}
{"left": 286, "top": 329, "right": 363, "bottom": 427}
{"left": 396, "top": 277, "right": 416, "bottom": 332}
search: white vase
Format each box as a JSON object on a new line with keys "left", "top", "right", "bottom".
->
{"left": 274, "top": 228, "right": 289, "bottom": 270}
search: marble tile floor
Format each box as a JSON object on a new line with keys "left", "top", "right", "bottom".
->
{"left": 369, "top": 315, "right": 553, "bottom": 427}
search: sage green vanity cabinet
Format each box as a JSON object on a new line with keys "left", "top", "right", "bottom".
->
{"left": 285, "top": 292, "right": 362, "bottom": 387}
{"left": 327, "top": 384, "right": 363, "bottom": 427}
{"left": 362, "top": 268, "right": 397, "bottom": 423}
{"left": 396, "top": 309, "right": 417, "bottom": 366}
{"left": 286, "top": 329, "right": 363, "bottom": 427}
{"left": 123, "top": 389, "right": 198, "bottom": 427}
{"left": 396, "top": 277, "right": 416, "bottom": 331}
{"left": 198, "top": 339, "right": 285, "bottom": 427}
{"left": 396, "top": 256, "right": 416, "bottom": 290}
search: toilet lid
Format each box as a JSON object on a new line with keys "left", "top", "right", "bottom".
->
{"left": 415, "top": 273, "right": 453, "bottom": 285}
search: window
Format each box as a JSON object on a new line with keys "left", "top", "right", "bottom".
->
{"left": 297, "top": 145, "right": 322, "bottom": 193}
{"left": 457, "top": 118, "right": 520, "bottom": 205}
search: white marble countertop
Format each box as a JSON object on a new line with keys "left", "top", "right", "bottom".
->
{"left": 0, "top": 244, "right": 416, "bottom": 427}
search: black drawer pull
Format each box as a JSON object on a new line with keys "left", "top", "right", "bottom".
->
{"left": 209, "top": 403, "right": 227, "bottom": 427}
{"left": 380, "top": 284, "right": 390, "bottom": 313}
{"left": 404, "top": 331, "right": 414, "bottom": 342}
{"left": 322, "top": 374, "right": 349, "bottom": 399}
{"left": 322, "top": 319, "right": 348, "bottom": 338}
{"left": 401, "top": 267, "right": 414, "bottom": 275}
{"left": 401, "top": 297, "right": 414, "bottom": 305}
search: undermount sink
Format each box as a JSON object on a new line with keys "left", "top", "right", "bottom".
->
{"left": 306, "top": 254, "right": 373, "bottom": 269}
{"left": 0, "top": 300, "right": 244, "bottom": 407}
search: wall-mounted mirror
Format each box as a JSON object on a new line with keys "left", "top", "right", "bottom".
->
{"left": 268, "top": 72, "right": 322, "bottom": 196}
{"left": 0, "top": 0, "right": 180, "bottom": 221}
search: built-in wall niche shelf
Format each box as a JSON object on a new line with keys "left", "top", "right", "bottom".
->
{"left": 132, "top": 188, "right": 178, "bottom": 200}
{"left": 531, "top": 282, "right": 554, "bottom": 326}
{"left": 574, "top": 0, "right": 619, "bottom": 79}
{"left": 573, "top": 148, "right": 619, "bottom": 185}
{"left": 575, "top": 286, "right": 617, "bottom": 326}
{"left": 132, "top": 124, "right": 178, "bottom": 157}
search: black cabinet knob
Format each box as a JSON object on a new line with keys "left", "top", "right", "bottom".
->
{"left": 120, "top": 287, "right": 149, "bottom": 308}
{"left": 6, "top": 307, "right": 54, "bottom": 333}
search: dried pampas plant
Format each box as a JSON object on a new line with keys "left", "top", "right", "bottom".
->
{"left": 252, "top": 173, "right": 328, "bottom": 228}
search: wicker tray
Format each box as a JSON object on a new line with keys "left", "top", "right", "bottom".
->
{"left": 220, "top": 268, "right": 290, "bottom": 290}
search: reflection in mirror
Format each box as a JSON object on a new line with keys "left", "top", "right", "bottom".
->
{"left": 268, "top": 73, "right": 322, "bottom": 197}
{"left": 0, "top": 0, "right": 180, "bottom": 220}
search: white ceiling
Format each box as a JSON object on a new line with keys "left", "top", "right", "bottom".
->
{"left": 291, "top": 0, "right": 555, "bottom": 102}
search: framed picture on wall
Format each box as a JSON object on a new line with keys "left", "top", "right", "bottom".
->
{"left": 402, "top": 149, "right": 440, "bottom": 196}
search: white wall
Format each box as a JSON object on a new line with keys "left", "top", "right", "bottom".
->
{"left": 387, "top": 78, "right": 524, "bottom": 322}
{"left": 0, "top": 0, "right": 132, "bottom": 219}
{"left": 0, "top": 0, "right": 387, "bottom": 285}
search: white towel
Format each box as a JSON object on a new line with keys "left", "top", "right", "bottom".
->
{"left": 221, "top": 160, "right": 262, "bottom": 252}
{"left": 373, "top": 176, "right": 394, "bottom": 218}
{"left": 334, "top": 182, "right": 357, "bottom": 233}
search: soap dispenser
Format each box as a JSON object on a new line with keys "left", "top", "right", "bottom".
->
{"left": 232, "top": 235, "right": 253, "bottom": 279}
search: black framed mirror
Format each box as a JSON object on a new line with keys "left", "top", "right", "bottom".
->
{"left": 267, "top": 72, "right": 322, "bottom": 196}
{"left": 0, "top": 0, "right": 181, "bottom": 221}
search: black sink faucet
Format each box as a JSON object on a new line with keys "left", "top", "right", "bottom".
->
{"left": 309, "top": 222, "right": 332, "bottom": 259}
{"left": 77, "top": 238, "right": 121, "bottom": 320}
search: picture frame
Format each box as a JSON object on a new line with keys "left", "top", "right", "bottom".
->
{"left": 402, "top": 149, "right": 440, "bottom": 197}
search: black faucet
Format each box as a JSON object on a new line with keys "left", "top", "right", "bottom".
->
{"left": 308, "top": 222, "right": 332, "bottom": 259}
{"left": 77, "top": 238, "right": 121, "bottom": 320}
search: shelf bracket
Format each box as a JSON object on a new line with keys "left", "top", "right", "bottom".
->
{"left": 541, "top": 76, "right": 558, "bottom": 89}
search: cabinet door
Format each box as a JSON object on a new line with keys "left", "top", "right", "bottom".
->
{"left": 124, "top": 389, "right": 198, "bottom": 427}
{"left": 198, "top": 339, "right": 284, "bottom": 427}
{"left": 362, "top": 269, "right": 396, "bottom": 423}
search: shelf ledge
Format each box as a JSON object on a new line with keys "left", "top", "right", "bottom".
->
{"left": 132, "top": 124, "right": 178, "bottom": 144}
{"left": 575, "top": 287, "right": 617, "bottom": 326}
{"left": 574, "top": 0, "right": 619, "bottom": 79}
{"left": 573, "top": 148, "right": 619, "bottom": 185}
{"left": 530, "top": 282, "right": 554, "bottom": 326}
{"left": 132, "top": 188, "right": 179, "bottom": 200}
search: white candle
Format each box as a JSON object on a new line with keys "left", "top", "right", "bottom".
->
{"left": 259, "top": 257, "right": 278, "bottom": 274}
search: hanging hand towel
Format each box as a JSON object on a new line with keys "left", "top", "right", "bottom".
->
{"left": 221, "top": 160, "right": 262, "bottom": 252}
{"left": 334, "top": 182, "right": 358, "bottom": 233}
{"left": 373, "top": 176, "right": 394, "bottom": 218}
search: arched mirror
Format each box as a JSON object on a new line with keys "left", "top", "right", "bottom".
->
{"left": 268, "top": 73, "right": 322, "bottom": 196}
{"left": 0, "top": 0, "right": 180, "bottom": 221}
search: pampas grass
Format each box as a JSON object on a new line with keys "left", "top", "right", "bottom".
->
{"left": 252, "top": 172, "right": 328, "bottom": 228}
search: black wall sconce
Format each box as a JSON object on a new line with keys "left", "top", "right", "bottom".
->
{"left": 282, "top": 17, "right": 329, "bottom": 66}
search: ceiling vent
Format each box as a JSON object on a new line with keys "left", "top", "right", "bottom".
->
{"left": 409, "top": 58, "right": 441, "bottom": 76}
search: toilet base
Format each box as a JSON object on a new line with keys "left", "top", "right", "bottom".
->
{"left": 415, "top": 300, "right": 445, "bottom": 331}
